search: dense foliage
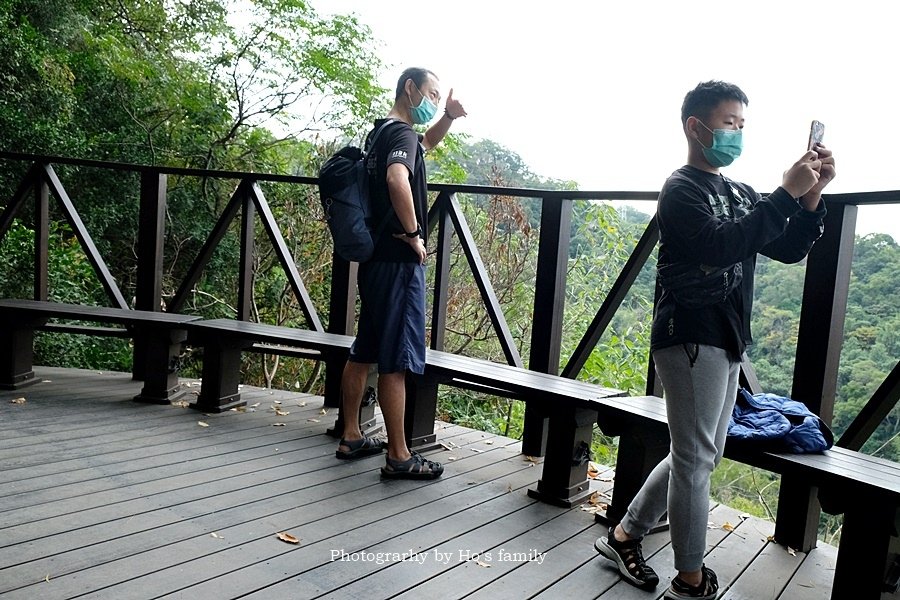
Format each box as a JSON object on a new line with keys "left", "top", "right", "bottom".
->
{"left": 2, "top": 0, "right": 898, "bottom": 545}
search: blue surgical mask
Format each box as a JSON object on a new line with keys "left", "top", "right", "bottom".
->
{"left": 409, "top": 85, "right": 438, "bottom": 124}
{"left": 697, "top": 120, "right": 743, "bottom": 167}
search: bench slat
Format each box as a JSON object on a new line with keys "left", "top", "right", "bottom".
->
{"left": 0, "top": 299, "right": 199, "bottom": 325}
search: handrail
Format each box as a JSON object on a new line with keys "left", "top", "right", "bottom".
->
{"left": 6, "top": 150, "right": 900, "bottom": 205}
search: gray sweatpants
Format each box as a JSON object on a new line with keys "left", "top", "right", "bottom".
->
{"left": 620, "top": 343, "right": 740, "bottom": 572}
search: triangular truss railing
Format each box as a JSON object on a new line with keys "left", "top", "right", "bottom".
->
{"left": 167, "top": 179, "right": 322, "bottom": 331}
{"left": 0, "top": 162, "right": 128, "bottom": 308}
{"left": 428, "top": 190, "right": 523, "bottom": 368}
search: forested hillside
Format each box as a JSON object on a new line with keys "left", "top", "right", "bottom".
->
{"left": 2, "top": 0, "right": 898, "bottom": 543}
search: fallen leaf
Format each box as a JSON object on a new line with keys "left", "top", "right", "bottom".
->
{"left": 307, "top": 418, "right": 319, "bottom": 423}
{"left": 250, "top": 402, "right": 261, "bottom": 408}
{"left": 739, "top": 513, "right": 751, "bottom": 521}
{"left": 767, "top": 535, "right": 776, "bottom": 542}
{"left": 484, "top": 440, "right": 494, "bottom": 445}
{"left": 198, "top": 421, "right": 209, "bottom": 427}
{"left": 42, "top": 379, "right": 52, "bottom": 383}
{"left": 45, "top": 574, "right": 50, "bottom": 582}
{"left": 721, "top": 522, "right": 735, "bottom": 532}
{"left": 10, "top": 397, "right": 26, "bottom": 404}
{"left": 234, "top": 406, "right": 247, "bottom": 413}
{"left": 588, "top": 492, "right": 606, "bottom": 506}
{"left": 277, "top": 532, "right": 300, "bottom": 544}
{"left": 506, "top": 484, "right": 513, "bottom": 493}
{"left": 447, "top": 456, "right": 458, "bottom": 461}
{"left": 474, "top": 559, "right": 491, "bottom": 568}
{"left": 298, "top": 401, "right": 307, "bottom": 407}
{"left": 274, "top": 409, "right": 289, "bottom": 416}
{"left": 273, "top": 400, "right": 282, "bottom": 405}
{"left": 471, "top": 448, "right": 483, "bottom": 453}
{"left": 172, "top": 400, "right": 189, "bottom": 408}
{"left": 210, "top": 532, "right": 223, "bottom": 539}
{"left": 523, "top": 455, "right": 540, "bottom": 464}
{"left": 319, "top": 408, "right": 328, "bottom": 415}
{"left": 787, "top": 546, "right": 797, "bottom": 556}
{"left": 273, "top": 423, "right": 286, "bottom": 427}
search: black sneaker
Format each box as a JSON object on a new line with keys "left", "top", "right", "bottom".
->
{"left": 665, "top": 564, "right": 718, "bottom": 599}
{"left": 594, "top": 534, "right": 659, "bottom": 589}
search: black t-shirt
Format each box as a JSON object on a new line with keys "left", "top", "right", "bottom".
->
{"left": 365, "top": 119, "right": 427, "bottom": 262}
{"left": 651, "top": 165, "right": 826, "bottom": 361}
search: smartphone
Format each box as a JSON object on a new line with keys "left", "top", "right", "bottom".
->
{"left": 808, "top": 120, "right": 825, "bottom": 151}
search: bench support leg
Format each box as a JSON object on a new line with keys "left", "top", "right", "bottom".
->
{"left": 0, "top": 322, "right": 41, "bottom": 389}
{"left": 832, "top": 497, "right": 894, "bottom": 599}
{"left": 133, "top": 327, "right": 189, "bottom": 404}
{"left": 527, "top": 406, "right": 596, "bottom": 507}
{"left": 774, "top": 477, "right": 821, "bottom": 553}
{"left": 596, "top": 426, "right": 670, "bottom": 529}
{"left": 193, "top": 341, "right": 246, "bottom": 412}
{"left": 406, "top": 376, "right": 438, "bottom": 450}
{"left": 327, "top": 364, "right": 382, "bottom": 439}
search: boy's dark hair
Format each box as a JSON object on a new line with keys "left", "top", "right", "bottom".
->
{"left": 395, "top": 67, "right": 438, "bottom": 100}
{"left": 681, "top": 81, "right": 749, "bottom": 124}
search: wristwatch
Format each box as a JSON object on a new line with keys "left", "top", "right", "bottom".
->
{"left": 404, "top": 226, "right": 422, "bottom": 238}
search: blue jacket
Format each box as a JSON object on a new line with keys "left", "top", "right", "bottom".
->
{"left": 728, "top": 388, "right": 834, "bottom": 453}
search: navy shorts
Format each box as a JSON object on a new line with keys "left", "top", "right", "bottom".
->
{"left": 349, "top": 261, "right": 426, "bottom": 374}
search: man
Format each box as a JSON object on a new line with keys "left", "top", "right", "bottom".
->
{"left": 595, "top": 81, "right": 835, "bottom": 599}
{"left": 335, "top": 67, "right": 466, "bottom": 479}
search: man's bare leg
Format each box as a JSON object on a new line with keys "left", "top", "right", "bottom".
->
{"left": 338, "top": 360, "right": 372, "bottom": 453}
{"left": 377, "top": 371, "right": 411, "bottom": 462}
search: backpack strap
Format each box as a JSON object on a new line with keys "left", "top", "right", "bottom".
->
{"left": 363, "top": 118, "right": 398, "bottom": 155}
{"left": 364, "top": 119, "right": 408, "bottom": 248}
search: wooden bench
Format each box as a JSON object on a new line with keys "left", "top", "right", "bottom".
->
{"left": 183, "top": 318, "right": 628, "bottom": 509}
{"left": 594, "top": 392, "right": 900, "bottom": 600}
{"left": 0, "top": 299, "right": 200, "bottom": 403}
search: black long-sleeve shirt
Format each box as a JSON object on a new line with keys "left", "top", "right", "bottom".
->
{"left": 650, "top": 165, "right": 826, "bottom": 361}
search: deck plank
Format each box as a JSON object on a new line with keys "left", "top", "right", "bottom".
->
{"left": 779, "top": 543, "right": 838, "bottom": 600}
{"left": 718, "top": 537, "right": 805, "bottom": 600}
{"left": 0, "top": 367, "right": 843, "bottom": 600}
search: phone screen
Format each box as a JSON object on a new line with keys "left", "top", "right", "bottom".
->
{"left": 808, "top": 120, "right": 825, "bottom": 151}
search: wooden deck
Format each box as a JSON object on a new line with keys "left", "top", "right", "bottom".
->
{"left": 0, "top": 367, "right": 846, "bottom": 599}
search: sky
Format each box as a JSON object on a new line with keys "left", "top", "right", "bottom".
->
{"left": 321, "top": 0, "right": 900, "bottom": 239}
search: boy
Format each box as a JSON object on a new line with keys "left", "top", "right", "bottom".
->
{"left": 596, "top": 80, "right": 835, "bottom": 599}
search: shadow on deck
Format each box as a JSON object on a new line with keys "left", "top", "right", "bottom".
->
{"left": 1, "top": 368, "right": 840, "bottom": 600}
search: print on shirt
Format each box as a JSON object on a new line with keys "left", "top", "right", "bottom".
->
{"left": 707, "top": 193, "right": 732, "bottom": 218}
{"left": 728, "top": 185, "right": 753, "bottom": 218}
{"left": 706, "top": 184, "right": 753, "bottom": 219}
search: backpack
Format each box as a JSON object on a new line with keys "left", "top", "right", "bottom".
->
{"left": 318, "top": 119, "right": 397, "bottom": 263}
